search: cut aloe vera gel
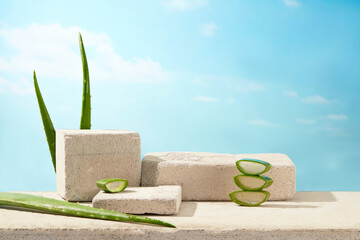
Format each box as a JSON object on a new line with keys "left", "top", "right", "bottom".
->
{"left": 230, "top": 158, "right": 273, "bottom": 206}
{"left": 234, "top": 175, "right": 273, "bottom": 191}
{"left": 236, "top": 159, "right": 272, "bottom": 175}
{"left": 97, "top": 178, "right": 128, "bottom": 193}
{"left": 0, "top": 192, "right": 175, "bottom": 228}
{"left": 229, "top": 190, "right": 270, "bottom": 207}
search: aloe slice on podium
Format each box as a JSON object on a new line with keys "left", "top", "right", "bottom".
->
{"left": 0, "top": 192, "right": 175, "bottom": 228}
{"left": 96, "top": 178, "right": 128, "bottom": 193}
{"left": 229, "top": 190, "right": 270, "bottom": 207}
{"left": 236, "top": 159, "right": 271, "bottom": 175}
{"left": 234, "top": 175, "right": 273, "bottom": 191}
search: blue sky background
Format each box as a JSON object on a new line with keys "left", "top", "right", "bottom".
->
{"left": 0, "top": 0, "right": 359, "bottom": 192}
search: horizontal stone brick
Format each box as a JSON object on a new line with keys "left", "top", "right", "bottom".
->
{"left": 141, "top": 152, "right": 296, "bottom": 201}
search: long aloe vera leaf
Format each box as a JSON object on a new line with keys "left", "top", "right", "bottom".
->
{"left": 96, "top": 178, "right": 128, "bottom": 193}
{"left": 33, "top": 71, "right": 56, "bottom": 172}
{"left": 79, "top": 33, "right": 91, "bottom": 129}
{"left": 0, "top": 192, "right": 175, "bottom": 228}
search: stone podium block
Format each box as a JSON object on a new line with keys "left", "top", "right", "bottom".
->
{"left": 56, "top": 130, "right": 141, "bottom": 201}
{"left": 141, "top": 152, "right": 296, "bottom": 201}
{"left": 93, "top": 185, "right": 182, "bottom": 215}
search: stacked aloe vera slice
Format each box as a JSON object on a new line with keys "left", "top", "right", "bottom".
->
{"left": 229, "top": 159, "right": 273, "bottom": 206}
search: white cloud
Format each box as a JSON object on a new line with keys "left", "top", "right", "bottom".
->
{"left": 165, "top": 0, "right": 207, "bottom": 11}
{"left": 284, "top": 90, "right": 298, "bottom": 98}
{"left": 284, "top": 90, "right": 333, "bottom": 104}
{"left": 248, "top": 119, "right": 277, "bottom": 127}
{"left": 193, "top": 95, "right": 218, "bottom": 102}
{"left": 283, "top": 0, "right": 300, "bottom": 7}
{"left": 296, "top": 118, "right": 316, "bottom": 125}
{"left": 302, "top": 95, "right": 331, "bottom": 104}
{"left": 0, "top": 76, "right": 33, "bottom": 95}
{"left": 320, "top": 125, "right": 348, "bottom": 137}
{"left": 324, "top": 114, "right": 348, "bottom": 121}
{"left": 200, "top": 23, "right": 217, "bottom": 37}
{"left": 0, "top": 24, "right": 171, "bottom": 95}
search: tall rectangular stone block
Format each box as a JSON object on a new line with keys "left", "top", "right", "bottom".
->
{"left": 56, "top": 129, "right": 141, "bottom": 201}
{"left": 141, "top": 152, "right": 296, "bottom": 201}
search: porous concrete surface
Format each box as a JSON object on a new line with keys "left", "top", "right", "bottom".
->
{"left": 56, "top": 130, "right": 141, "bottom": 201}
{"left": 141, "top": 152, "right": 296, "bottom": 200}
{"left": 1, "top": 191, "right": 359, "bottom": 240}
{"left": 92, "top": 186, "right": 182, "bottom": 215}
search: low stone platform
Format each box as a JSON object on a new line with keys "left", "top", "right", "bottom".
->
{"left": 92, "top": 186, "right": 182, "bottom": 215}
{"left": 0, "top": 191, "right": 359, "bottom": 239}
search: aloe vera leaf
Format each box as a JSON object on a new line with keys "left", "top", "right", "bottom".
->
{"left": 96, "top": 178, "right": 128, "bottom": 193}
{"left": 229, "top": 190, "right": 270, "bottom": 207}
{"left": 0, "top": 192, "right": 175, "bottom": 228}
{"left": 79, "top": 33, "right": 91, "bottom": 129}
{"left": 235, "top": 159, "right": 272, "bottom": 175}
{"left": 33, "top": 71, "right": 56, "bottom": 172}
{"left": 233, "top": 175, "right": 273, "bottom": 191}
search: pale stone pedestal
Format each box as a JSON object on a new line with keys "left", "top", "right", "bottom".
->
{"left": 141, "top": 152, "right": 296, "bottom": 200}
{"left": 56, "top": 130, "right": 141, "bottom": 201}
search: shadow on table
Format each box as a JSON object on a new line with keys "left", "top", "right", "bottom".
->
{"left": 290, "top": 191, "right": 337, "bottom": 202}
{"left": 260, "top": 192, "right": 337, "bottom": 208}
{"left": 262, "top": 203, "right": 319, "bottom": 208}
{"left": 175, "top": 202, "right": 198, "bottom": 217}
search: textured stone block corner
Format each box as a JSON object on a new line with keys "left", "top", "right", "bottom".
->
{"left": 56, "top": 129, "right": 141, "bottom": 201}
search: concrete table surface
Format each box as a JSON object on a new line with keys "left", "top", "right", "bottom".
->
{"left": 1, "top": 191, "right": 359, "bottom": 240}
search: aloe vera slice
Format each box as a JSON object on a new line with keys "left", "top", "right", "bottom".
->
{"left": 229, "top": 190, "right": 270, "bottom": 207}
{"left": 0, "top": 192, "right": 175, "bottom": 228}
{"left": 96, "top": 178, "right": 128, "bottom": 193}
{"left": 33, "top": 71, "right": 56, "bottom": 172}
{"left": 79, "top": 33, "right": 91, "bottom": 130}
{"left": 236, "top": 158, "right": 271, "bottom": 175}
{"left": 234, "top": 175, "right": 273, "bottom": 191}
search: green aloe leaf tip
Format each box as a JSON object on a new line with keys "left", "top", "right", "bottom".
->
{"left": 79, "top": 33, "right": 91, "bottom": 130}
{"left": 33, "top": 71, "right": 56, "bottom": 172}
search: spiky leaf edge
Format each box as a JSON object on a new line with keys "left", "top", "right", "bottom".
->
{"left": 0, "top": 192, "right": 175, "bottom": 228}
{"left": 33, "top": 71, "right": 56, "bottom": 172}
{"left": 79, "top": 33, "right": 91, "bottom": 129}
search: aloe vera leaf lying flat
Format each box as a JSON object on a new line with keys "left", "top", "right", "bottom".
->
{"left": 236, "top": 159, "right": 272, "bottom": 175}
{"left": 0, "top": 192, "right": 175, "bottom": 228}
{"left": 96, "top": 178, "right": 128, "bottom": 193}
{"left": 79, "top": 33, "right": 91, "bottom": 129}
{"left": 229, "top": 190, "right": 270, "bottom": 207}
{"left": 234, "top": 175, "right": 273, "bottom": 191}
{"left": 33, "top": 71, "right": 56, "bottom": 172}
